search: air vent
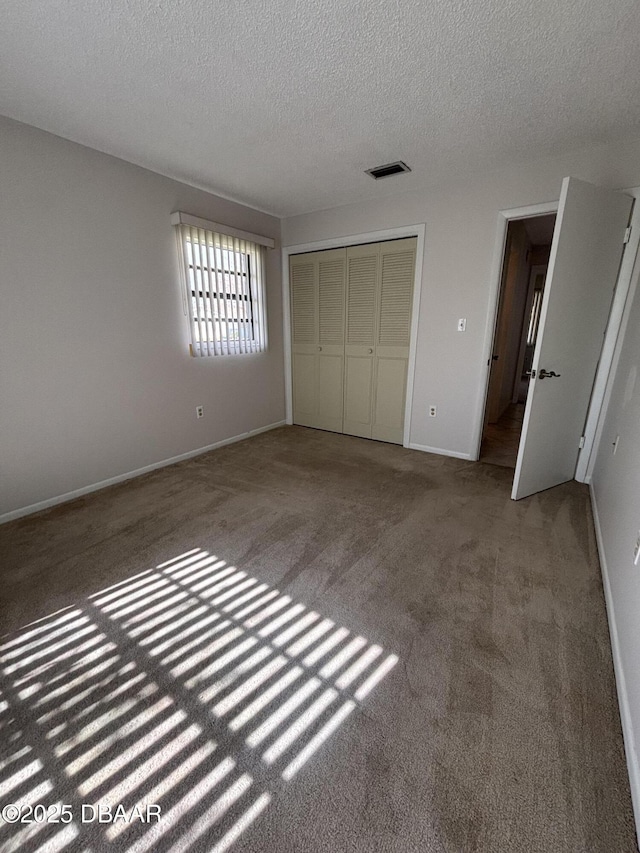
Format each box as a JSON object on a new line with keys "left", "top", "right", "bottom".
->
{"left": 365, "top": 161, "right": 411, "bottom": 180}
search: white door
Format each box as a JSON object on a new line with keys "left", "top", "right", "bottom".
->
{"left": 511, "top": 177, "right": 632, "bottom": 500}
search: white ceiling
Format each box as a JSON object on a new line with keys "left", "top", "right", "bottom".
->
{"left": 2, "top": 0, "right": 640, "bottom": 218}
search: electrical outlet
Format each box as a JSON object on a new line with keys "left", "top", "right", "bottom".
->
{"left": 429, "top": 406, "right": 437, "bottom": 417}
{"left": 612, "top": 435, "right": 620, "bottom": 454}
{"left": 196, "top": 405, "right": 204, "bottom": 419}
{"left": 634, "top": 531, "right": 640, "bottom": 566}
{"left": 457, "top": 318, "right": 467, "bottom": 332}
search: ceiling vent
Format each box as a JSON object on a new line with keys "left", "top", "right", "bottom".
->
{"left": 365, "top": 161, "right": 411, "bottom": 180}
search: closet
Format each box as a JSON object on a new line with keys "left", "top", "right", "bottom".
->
{"left": 290, "top": 237, "right": 416, "bottom": 445}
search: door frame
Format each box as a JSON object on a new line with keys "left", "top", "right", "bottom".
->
{"left": 282, "top": 224, "right": 426, "bottom": 448}
{"left": 472, "top": 201, "right": 559, "bottom": 462}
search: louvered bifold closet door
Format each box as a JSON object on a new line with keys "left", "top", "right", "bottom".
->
{"left": 317, "top": 251, "right": 346, "bottom": 431}
{"left": 291, "top": 239, "right": 415, "bottom": 443}
{"left": 290, "top": 249, "right": 346, "bottom": 432}
{"left": 343, "top": 243, "right": 379, "bottom": 438}
{"left": 291, "top": 255, "right": 317, "bottom": 427}
{"left": 372, "top": 238, "right": 417, "bottom": 443}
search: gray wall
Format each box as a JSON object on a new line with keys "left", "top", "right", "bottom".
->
{"left": 0, "top": 117, "right": 284, "bottom": 517}
{"left": 592, "top": 252, "right": 640, "bottom": 825}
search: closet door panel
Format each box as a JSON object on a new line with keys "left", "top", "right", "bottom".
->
{"left": 291, "top": 260, "right": 316, "bottom": 345}
{"left": 346, "top": 254, "right": 377, "bottom": 345}
{"left": 316, "top": 252, "right": 346, "bottom": 431}
{"left": 343, "top": 358, "right": 373, "bottom": 436}
{"left": 344, "top": 353, "right": 374, "bottom": 437}
{"left": 378, "top": 245, "right": 415, "bottom": 348}
{"left": 372, "top": 357, "right": 408, "bottom": 443}
{"left": 372, "top": 238, "right": 417, "bottom": 444}
{"left": 318, "top": 256, "right": 345, "bottom": 346}
{"left": 290, "top": 249, "right": 345, "bottom": 432}
{"left": 344, "top": 245, "right": 378, "bottom": 438}
{"left": 290, "top": 256, "right": 318, "bottom": 427}
{"left": 292, "top": 350, "right": 317, "bottom": 427}
{"left": 317, "top": 355, "right": 344, "bottom": 431}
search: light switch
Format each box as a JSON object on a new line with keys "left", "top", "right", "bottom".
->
{"left": 457, "top": 318, "right": 466, "bottom": 332}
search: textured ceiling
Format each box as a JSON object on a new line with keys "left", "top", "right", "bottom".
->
{"left": 2, "top": 0, "right": 640, "bottom": 217}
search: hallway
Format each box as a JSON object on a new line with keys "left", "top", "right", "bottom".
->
{"left": 480, "top": 403, "right": 525, "bottom": 468}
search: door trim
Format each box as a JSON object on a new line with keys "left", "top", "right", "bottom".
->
{"left": 472, "top": 201, "right": 559, "bottom": 462}
{"left": 282, "top": 224, "right": 426, "bottom": 448}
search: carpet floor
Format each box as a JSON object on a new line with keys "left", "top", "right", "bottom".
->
{"left": 0, "top": 425, "right": 636, "bottom": 853}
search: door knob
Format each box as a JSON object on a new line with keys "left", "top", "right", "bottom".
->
{"left": 368, "top": 348, "right": 373, "bottom": 354}
{"left": 318, "top": 346, "right": 322, "bottom": 352}
{"left": 538, "top": 369, "right": 561, "bottom": 380}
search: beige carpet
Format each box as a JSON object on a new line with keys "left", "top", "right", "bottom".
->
{"left": 0, "top": 426, "right": 636, "bottom": 852}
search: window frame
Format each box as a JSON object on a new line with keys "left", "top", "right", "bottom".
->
{"left": 172, "top": 213, "right": 272, "bottom": 357}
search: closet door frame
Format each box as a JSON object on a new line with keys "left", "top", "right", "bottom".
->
{"left": 283, "top": 224, "right": 425, "bottom": 448}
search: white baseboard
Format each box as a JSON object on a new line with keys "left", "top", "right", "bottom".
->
{"left": 408, "top": 442, "right": 472, "bottom": 460}
{"left": 589, "top": 483, "right": 640, "bottom": 846}
{"left": 0, "top": 420, "right": 287, "bottom": 525}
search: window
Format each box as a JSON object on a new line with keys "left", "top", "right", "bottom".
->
{"left": 172, "top": 212, "right": 272, "bottom": 356}
{"left": 526, "top": 282, "right": 544, "bottom": 346}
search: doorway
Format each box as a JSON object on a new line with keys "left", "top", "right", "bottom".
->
{"left": 480, "top": 213, "right": 556, "bottom": 467}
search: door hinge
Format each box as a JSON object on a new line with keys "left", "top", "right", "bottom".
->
{"left": 624, "top": 226, "right": 632, "bottom": 244}
{"left": 578, "top": 436, "right": 586, "bottom": 449}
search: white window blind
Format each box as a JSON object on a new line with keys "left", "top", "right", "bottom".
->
{"left": 174, "top": 218, "right": 269, "bottom": 357}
